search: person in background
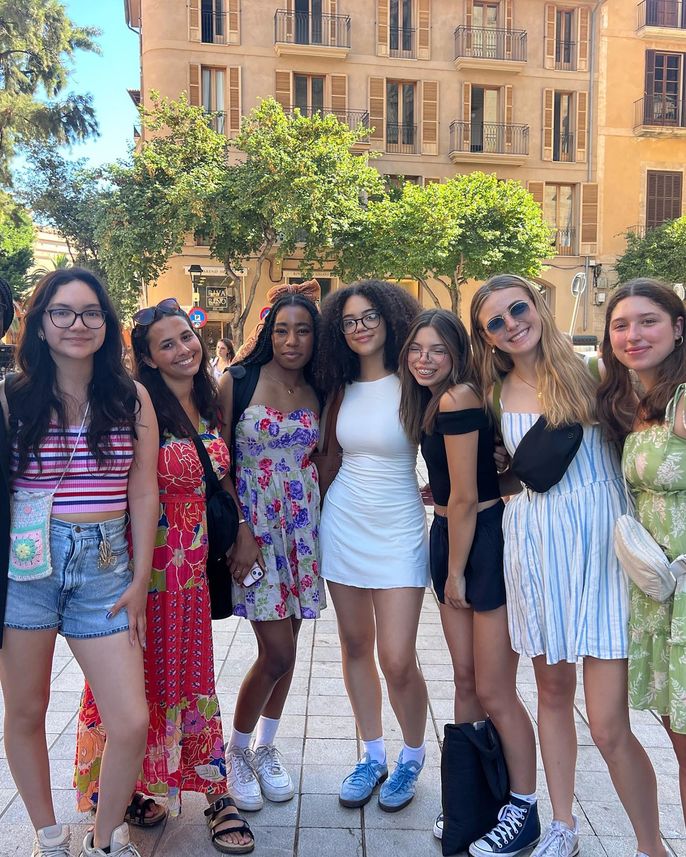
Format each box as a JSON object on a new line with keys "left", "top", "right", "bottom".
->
{"left": 0, "top": 276, "right": 14, "bottom": 655}
{"left": 211, "top": 337, "right": 236, "bottom": 381}
{"left": 597, "top": 278, "right": 686, "bottom": 826}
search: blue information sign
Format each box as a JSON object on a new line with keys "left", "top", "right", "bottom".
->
{"left": 188, "top": 307, "right": 207, "bottom": 328}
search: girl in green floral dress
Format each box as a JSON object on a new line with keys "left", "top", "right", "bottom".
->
{"left": 598, "top": 278, "right": 686, "bottom": 826}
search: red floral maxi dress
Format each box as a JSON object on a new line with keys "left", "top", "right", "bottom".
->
{"left": 74, "top": 421, "right": 230, "bottom": 815}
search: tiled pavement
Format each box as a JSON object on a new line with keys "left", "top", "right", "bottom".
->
{"left": 0, "top": 590, "right": 684, "bottom": 856}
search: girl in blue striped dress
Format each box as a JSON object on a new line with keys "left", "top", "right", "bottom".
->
{"left": 470, "top": 275, "right": 666, "bottom": 857}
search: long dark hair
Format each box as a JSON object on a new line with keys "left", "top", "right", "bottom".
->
{"left": 315, "top": 280, "right": 421, "bottom": 393}
{"left": 217, "top": 337, "right": 235, "bottom": 362}
{"left": 10, "top": 268, "right": 138, "bottom": 476}
{"left": 597, "top": 278, "right": 686, "bottom": 440}
{"left": 237, "top": 293, "right": 320, "bottom": 389}
{"left": 399, "top": 309, "right": 481, "bottom": 444}
{"left": 131, "top": 306, "right": 218, "bottom": 438}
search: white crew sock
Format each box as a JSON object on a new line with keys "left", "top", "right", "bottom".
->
{"left": 401, "top": 742, "right": 426, "bottom": 766}
{"left": 362, "top": 736, "right": 386, "bottom": 764}
{"left": 253, "top": 716, "right": 280, "bottom": 748}
{"left": 229, "top": 727, "right": 252, "bottom": 750}
{"left": 510, "top": 790, "right": 537, "bottom": 805}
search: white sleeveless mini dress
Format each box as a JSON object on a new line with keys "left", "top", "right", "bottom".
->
{"left": 320, "top": 374, "right": 429, "bottom": 589}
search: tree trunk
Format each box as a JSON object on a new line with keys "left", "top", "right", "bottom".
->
{"left": 419, "top": 277, "right": 440, "bottom": 308}
{"left": 230, "top": 232, "right": 275, "bottom": 344}
{"left": 450, "top": 285, "right": 460, "bottom": 317}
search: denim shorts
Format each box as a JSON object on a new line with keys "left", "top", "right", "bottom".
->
{"left": 4, "top": 515, "right": 133, "bottom": 638}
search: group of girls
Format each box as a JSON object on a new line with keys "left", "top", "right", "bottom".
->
{"left": 0, "top": 268, "right": 684, "bottom": 857}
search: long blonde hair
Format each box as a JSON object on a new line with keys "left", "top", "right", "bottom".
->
{"left": 469, "top": 274, "right": 597, "bottom": 427}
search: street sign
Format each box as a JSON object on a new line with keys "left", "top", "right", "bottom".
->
{"left": 188, "top": 307, "right": 207, "bottom": 329}
{"left": 206, "top": 287, "right": 229, "bottom": 311}
{"left": 259, "top": 305, "right": 271, "bottom": 320}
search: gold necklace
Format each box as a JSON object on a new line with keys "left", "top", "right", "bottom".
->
{"left": 264, "top": 369, "right": 298, "bottom": 395}
{"left": 514, "top": 371, "right": 542, "bottom": 399}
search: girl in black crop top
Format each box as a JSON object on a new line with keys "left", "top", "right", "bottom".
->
{"left": 399, "top": 310, "right": 539, "bottom": 854}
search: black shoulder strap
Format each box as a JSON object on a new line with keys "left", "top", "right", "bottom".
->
{"left": 230, "top": 364, "right": 261, "bottom": 436}
{"left": 190, "top": 432, "right": 222, "bottom": 500}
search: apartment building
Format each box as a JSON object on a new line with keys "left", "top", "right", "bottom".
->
{"left": 123, "top": 0, "right": 662, "bottom": 342}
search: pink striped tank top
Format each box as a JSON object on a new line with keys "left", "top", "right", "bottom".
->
{"left": 11, "top": 424, "right": 135, "bottom": 515}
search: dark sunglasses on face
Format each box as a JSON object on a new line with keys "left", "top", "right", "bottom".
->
{"left": 484, "top": 300, "right": 531, "bottom": 334}
{"left": 340, "top": 311, "right": 382, "bottom": 335}
{"left": 132, "top": 298, "right": 182, "bottom": 327}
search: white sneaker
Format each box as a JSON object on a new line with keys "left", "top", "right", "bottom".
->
{"left": 226, "top": 745, "right": 263, "bottom": 811}
{"left": 252, "top": 744, "right": 295, "bottom": 802}
{"left": 433, "top": 812, "right": 443, "bottom": 840}
{"left": 32, "top": 825, "right": 71, "bottom": 857}
{"left": 530, "top": 816, "right": 579, "bottom": 857}
{"left": 81, "top": 822, "right": 141, "bottom": 857}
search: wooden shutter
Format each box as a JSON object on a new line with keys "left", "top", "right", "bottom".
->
{"left": 647, "top": 171, "right": 683, "bottom": 228}
{"left": 328, "top": 0, "right": 338, "bottom": 45}
{"left": 331, "top": 73, "right": 348, "bottom": 118}
{"left": 189, "top": 0, "right": 200, "bottom": 41}
{"left": 189, "top": 63, "right": 201, "bottom": 106}
{"left": 577, "top": 6, "right": 589, "bottom": 72}
{"left": 576, "top": 91, "right": 588, "bottom": 163}
{"left": 580, "top": 183, "right": 599, "bottom": 255}
{"left": 286, "top": 0, "right": 294, "bottom": 40}
{"left": 505, "top": 0, "right": 513, "bottom": 30}
{"left": 369, "top": 76, "right": 386, "bottom": 144}
{"left": 227, "top": 66, "right": 241, "bottom": 135}
{"left": 424, "top": 177, "right": 440, "bottom": 184}
{"left": 422, "top": 80, "right": 438, "bottom": 155}
{"left": 275, "top": 70, "right": 292, "bottom": 110}
{"left": 504, "top": 84, "right": 513, "bottom": 149}
{"left": 377, "top": 0, "right": 389, "bottom": 56}
{"left": 228, "top": 0, "right": 240, "bottom": 44}
{"left": 527, "top": 181, "right": 545, "bottom": 210}
{"left": 542, "top": 88, "right": 554, "bottom": 161}
{"left": 465, "top": 0, "right": 473, "bottom": 52}
{"left": 544, "top": 4, "right": 556, "bottom": 69}
{"left": 418, "top": 0, "right": 431, "bottom": 60}
{"left": 462, "top": 81, "right": 472, "bottom": 151}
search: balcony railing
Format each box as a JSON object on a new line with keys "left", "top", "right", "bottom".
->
{"left": 207, "top": 111, "right": 226, "bottom": 134}
{"left": 553, "top": 227, "right": 576, "bottom": 256}
{"left": 201, "top": 10, "right": 227, "bottom": 43}
{"left": 638, "top": 0, "right": 686, "bottom": 28}
{"left": 453, "top": 26, "right": 527, "bottom": 62}
{"left": 449, "top": 121, "right": 529, "bottom": 156}
{"left": 389, "top": 26, "right": 416, "bottom": 58}
{"left": 634, "top": 93, "right": 685, "bottom": 127}
{"left": 553, "top": 132, "right": 575, "bottom": 162}
{"left": 386, "top": 123, "right": 418, "bottom": 154}
{"left": 555, "top": 40, "right": 577, "bottom": 71}
{"left": 274, "top": 10, "right": 351, "bottom": 49}
{"left": 286, "top": 105, "right": 370, "bottom": 133}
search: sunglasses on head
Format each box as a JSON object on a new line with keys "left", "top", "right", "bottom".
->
{"left": 132, "top": 298, "right": 182, "bottom": 327}
{"left": 484, "top": 300, "right": 531, "bottom": 334}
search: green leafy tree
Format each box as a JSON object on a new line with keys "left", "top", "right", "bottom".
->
{"left": 0, "top": 0, "right": 100, "bottom": 183}
{"left": 335, "top": 172, "right": 552, "bottom": 315}
{"left": 616, "top": 218, "right": 686, "bottom": 286}
{"left": 0, "top": 190, "right": 33, "bottom": 293}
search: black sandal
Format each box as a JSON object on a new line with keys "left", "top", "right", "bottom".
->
{"left": 125, "top": 792, "right": 168, "bottom": 827}
{"left": 204, "top": 794, "right": 255, "bottom": 855}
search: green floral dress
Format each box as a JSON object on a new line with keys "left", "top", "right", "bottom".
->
{"left": 624, "top": 383, "right": 686, "bottom": 732}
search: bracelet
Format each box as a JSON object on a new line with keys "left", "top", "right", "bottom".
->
{"left": 237, "top": 517, "right": 247, "bottom": 525}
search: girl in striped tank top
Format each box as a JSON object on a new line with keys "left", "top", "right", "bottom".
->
{"left": 470, "top": 276, "right": 666, "bottom": 857}
{"left": 0, "top": 269, "right": 160, "bottom": 857}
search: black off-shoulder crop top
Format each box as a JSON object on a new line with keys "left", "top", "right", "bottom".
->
{"left": 420, "top": 408, "right": 500, "bottom": 506}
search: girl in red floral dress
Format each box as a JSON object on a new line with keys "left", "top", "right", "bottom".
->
{"left": 75, "top": 300, "right": 254, "bottom": 854}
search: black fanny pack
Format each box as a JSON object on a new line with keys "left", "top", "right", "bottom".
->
{"left": 511, "top": 416, "right": 583, "bottom": 493}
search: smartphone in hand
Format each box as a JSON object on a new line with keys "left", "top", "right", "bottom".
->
{"left": 242, "top": 563, "right": 264, "bottom": 587}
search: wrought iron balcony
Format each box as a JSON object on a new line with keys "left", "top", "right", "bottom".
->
{"left": 638, "top": 0, "right": 686, "bottom": 29}
{"left": 285, "top": 105, "right": 370, "bottom": 133}
{"left": 274, "top": 10, "right": 351, "bottom": 50}
{"left": 634, "top": 94, "right": 686, "bottom": 129}
{"left": 201, "top": 10, "right": 227, "bottom": 43}
{"left": 389, "top": 26, "right": 416, "bottom": 59}
{"left": 449, "top": 121, "right": 529, "bottom": 157}
{"left": 553, "top": 227, "right": 576, "bottom": 256}
{"left": 555, "top": 40, "right": 577, "bottom": 71}
{"left": 386, "top": 123, "right": 418, "bottom": 154}
{"left": 453, "top": 26, "right": 527, "bottom": 63}
{"left": 553, "top": 132, "right": 575, "bottom": 162}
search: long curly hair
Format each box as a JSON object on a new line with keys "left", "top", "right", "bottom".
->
{"left": 597, "top": 278, "right": 686, "bottom": 440}
{"left": 237, "top": 293, "right": 320, "bottom": 387}
{"left": 9, "top": 268, "right": 138, "bottom": 476}
{"left": 131, "top": 305, "right": 218, "bottom": 438}
{"left": 399, "top": 309, "right": 482, "bottom": 444}
{"left": 470, "top": 274, "right": 597, "bottom": 427}
{"left": 316, "top": 280, "right": 421, "bottom": 393}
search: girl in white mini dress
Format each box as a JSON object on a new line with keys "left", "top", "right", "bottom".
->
{"left": 316, "top": 280, "right": 429, "bottom": 813}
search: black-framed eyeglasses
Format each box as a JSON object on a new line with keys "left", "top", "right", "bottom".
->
{"left": 132, "top": 298, "right": 181, "bottom": 327}
{"left": 340, "top": 311, "right": 382, "bottom": 335}
{"left": 484, "top": 300, "right": 531, "bottom": 334}
{"left": 44, "top": 308, "right": 107, "bottom": 329}
{"left": 407, "top": 345, "right": 449, "bottom": 363}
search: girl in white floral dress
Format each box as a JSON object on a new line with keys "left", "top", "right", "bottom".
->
{"left": 598, "top": 277, "right": 686, "bottom": 825}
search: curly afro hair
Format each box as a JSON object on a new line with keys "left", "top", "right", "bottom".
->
{"left": 315, "top": 280, "right": 421, "bottom": 393}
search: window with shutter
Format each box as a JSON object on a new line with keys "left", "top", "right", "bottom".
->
{"left": 275, "top": 70, "right": 292, "bottom": 111}
{"left": 544, "top": 5, "right": 556, "bottom": 69}
{"left": 577, "top": 7, "right": 589, "bottom": 72}
{"left": 189, "top": 0, "right": 200, "bottom": 41}
{"left": 646, "top": 170, "right": 683, "bottom": 228}
{"left": 575, "top": 91, "right": 587, "bottom": 163}
{"left": 331, "top": 74, "right": 348, "bottom": 121}
{"left": 227, "top": 66, "right": 241, "bottom": 135}
{"left": 377, "top": 0, "right": 389, "bottom": 56}
{"left": 580, "top": 182, "right": 598, "bottom": 255}
{"left": 542, "top": 89, "right": 554, "bottom": 161}
{"left": 417, "top": 0, "right": 431, "bottom": 60}
{"left": 189, "top": 64, "right": 201, "bottom": 106}
{"left": 421, "top": 80, "right": 438, "bottom": 155}
{"left": 369, "top": 76, "right": 386, "bottom": 143}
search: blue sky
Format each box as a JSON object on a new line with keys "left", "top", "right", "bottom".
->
{"left": 61, "top": 0, "right": 140, "bottom": 166}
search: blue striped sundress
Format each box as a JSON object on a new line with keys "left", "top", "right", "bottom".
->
{"left": 501, "top": 413, "right": 630, "bottom": 665}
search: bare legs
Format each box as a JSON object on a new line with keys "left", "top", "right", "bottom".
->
{"left": 0, "top": 628, "right": 148, "bottom": 850}
{"left": 327, "top": 582, "right": 427, "bottom": 748}
{"left": 662, "top": 716, "right": 686, "bottom": 826}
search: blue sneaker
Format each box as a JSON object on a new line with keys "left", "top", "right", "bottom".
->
{"left": 378, "top": 750, "right": 424, "bottom": 812}
{"left": 469, "top": 797, "right": 541, "bottom": 857}
{"left": 339, "top": 753, "right": 388, "bottom": 807}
